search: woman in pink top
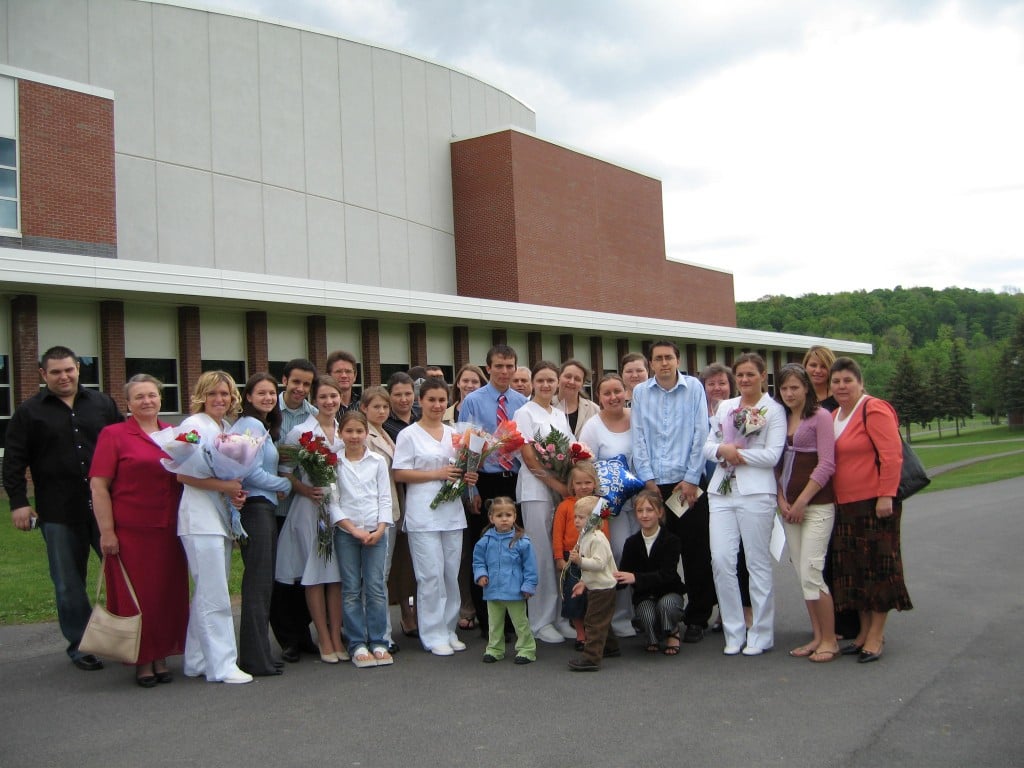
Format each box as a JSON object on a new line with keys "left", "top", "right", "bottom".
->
{"left": 774, "top": 364, "right": 838, "bottom": 663}
{"left": 830, "top": 357, "right": 912, "bottom": 664}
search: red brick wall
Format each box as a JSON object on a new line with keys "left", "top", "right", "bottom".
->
{"left": 99, "top": 301, "right": 126, "bottom": 412}
{"left": 452, "top": 130, "right": 737, "bottom": 327}
{"left": 17, "top": 80, "right": 116, "bottom": 246}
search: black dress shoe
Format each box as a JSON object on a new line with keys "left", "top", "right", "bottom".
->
{"left": 72, "top": 654, "right": 104, "bottom": 671}
{"left": 683, "top": 624, "right": 705, "bottom": 643}
{"left": 567, "top": 657, "right": 600, "bottom": 672}
{"left": 858, "top": 647, "right": 884, "bottom": 664}
{"left": 840, "top": 643, "right": 864, "bottom": 656}
{"left": 281, "top": 645, "right": 301, "bottom": 663}
{"left": 136, "top": 675, "right": 158, "bottom": 688}
{"left": 155, "top": 670, "right": 174, "bottom": 684}
{"left": 388, "top": 641, "right": 400, "bottom": 655}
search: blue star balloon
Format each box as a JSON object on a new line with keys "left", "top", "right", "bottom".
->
{"left": 594, "top": 454, "right": 643, "bottom": 516}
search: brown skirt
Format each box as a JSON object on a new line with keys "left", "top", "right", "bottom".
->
{"left": 831, "top": 498, "right": 913, "bottom": 613}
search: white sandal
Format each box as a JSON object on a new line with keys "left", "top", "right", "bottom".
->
{"left": 351, "top": 646, "right": 377, "bottom": 668}
{"left": 372, "top": 647, "right": 394, "bottom": 666}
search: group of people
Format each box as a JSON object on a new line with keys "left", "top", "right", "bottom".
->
{"left": 4, "top": 339, "right": 912, "bottom": 686}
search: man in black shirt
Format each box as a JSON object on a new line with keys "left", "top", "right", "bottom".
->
{"left": 3, "top": 346, "right": 123, "bottom": 670}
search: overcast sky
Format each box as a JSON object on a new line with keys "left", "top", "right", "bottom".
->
{"left": 205, "top": 0, "right": 1024, "bottom": 302}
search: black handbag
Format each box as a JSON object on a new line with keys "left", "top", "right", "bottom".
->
{"left": 862, "top": 398, "right": 930, "bottom": 501}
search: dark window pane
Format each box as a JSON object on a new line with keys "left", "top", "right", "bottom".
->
{"left": 200, "top": 360, "right": 246, "bottom": 387}
{"left": 379, "top": 364, "right": 409, "bottom": 384}
{"left": 0, "top": 419, "right": 7, "bottom": 447}
{"left": 125, "top": 358, "right": 180, "bottom": 412}
{"left": 0, "top": 355, "right": 9, "bottom": 384}
{"left": 0, "top": 168, "right": 15, "bottom": 198}
{"left": 78, "top": 356, "right": 100, "bottom": 385}
{"left": 268, "top": 361, "right": 287, "bottom": 385}
{"left": 0, "top": 199, "right": 16, "bottom": 230}
{"left": 0, "top": 138, "right": 14, "bottom": 167}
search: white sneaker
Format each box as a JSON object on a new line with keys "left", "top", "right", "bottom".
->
{"left": 723, "top": 645, "right": 742, "bottom": 656}
{"left": 554, "top": 619, "right": 577, "bottom": 639}
{"left": 222, "top": 669, "right": 253, "bottom": 684}
{"left": 611, "top": 622, "right": 637, "bottom": 638}
{"left": 448, "top": 635, "right": 467, "bottom": 652}
{"left": 430, "top": 644, "right": 454, "bottom": 656}
{"left": 535, "top": 624, "right": 566, "bottom": 644}
{"left": 742, "top": 645, "right": 771, "bottom": 656}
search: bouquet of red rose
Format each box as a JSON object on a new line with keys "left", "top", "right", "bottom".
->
{"left": 430, "top": 420, "right": 526, "bottom": 509}
{"left": 284, "top": 431, "right": 340, "bottom": 562}
{"left": 530, "top": 425, "right": 592, "bottom": 482}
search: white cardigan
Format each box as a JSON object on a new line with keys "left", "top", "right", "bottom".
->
{"left": 703, "top": 393, "right": 786, "bottom": 497}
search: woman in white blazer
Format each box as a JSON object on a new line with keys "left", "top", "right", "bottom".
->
{"left": 704, "top": 353, "right": 786, "bottom": 657}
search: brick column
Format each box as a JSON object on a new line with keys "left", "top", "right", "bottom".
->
{"left": 589, "top": 336, "right": 604, "bottom": 381}
{"left": 527, "top": 332, "right": 543, "bottom": 367}
{"left": 706, "top": 344, "right": 717, "bottom": 366}
{"left": 685, "top": 344, "right": 698, "bottom": 377}
{"left": 453, "top": 326, "right": 469, "bottom": 370}
{"left": 559, "top": 334, "right": 574, "bottom": 363}
{"left": 306, "top": 315, "right": 327, "bottom": 373}
{"left": 772, "top": 351, "right": 783, "bottom": 376}
{"left": 641, "top": 339, "right": 654, "bottom": 360}
{"left": 757, "top": 349, "right": 768, "bottom": 363}
{"left": 616, "top": 338, "right": 630, "bottom": 369}
{"left": 361, "top": 319, "right": 381, "bottom": 387}
{"left": 99, "top": 300, "right": 126, "bottom": 411}
{"left": 724, "top": 348, "right": 735, "bottom": 368}
{"left": 177, "top": 306, "right": 202, "bottom": 410}
{"left": 491, "top": 328, "right": 507, "bottom": 347}
{"left": 246, "top": 311, "right": 269, "bottom": 376}
{"left": 10, "top": 295, "right": 39, "bottom": 406}
{"left": 409, "top": 323, "right": 427, "bottom": 368}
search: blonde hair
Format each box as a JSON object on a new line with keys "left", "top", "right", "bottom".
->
{"left": 574, "top": 495, "right": 600, "bottom": 517}
{"left": 190, "top": 370, "right": 242, "bottom": 416}
{"left": 359, "top": 385, "right": 390, "bottom": 409}
{"left": 568, "top": 460, "right": 599, "bottom": 494}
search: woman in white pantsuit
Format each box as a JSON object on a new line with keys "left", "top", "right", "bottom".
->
{"left": 513, "top": 361, "right": 572, "bottom": 645}
{"left": 704, "top": 353, "right": 786, "bottom": 657}
{"left": 393, "top": 379, "right": 477, "bottom": 657}
{"left": 177, "top": 371, "right": 252, "bottom": 684}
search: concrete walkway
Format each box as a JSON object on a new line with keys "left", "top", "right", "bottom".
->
{"left": 1, "top": 478, "right": 1022, "bottom": 767}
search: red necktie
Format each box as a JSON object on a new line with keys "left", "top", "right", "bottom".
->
{"left": 496, "top": 393, "right": 508, "bottom": 424}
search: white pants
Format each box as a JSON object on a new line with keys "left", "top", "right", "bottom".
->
{"left": 521, "top": 500, "right": 558, "bottom": 633}
{"left": 408, "top": 530, "right": 462, "bottom": 651}
{"left": 181, "top": 533, "right": 242, "bottom": 681}
{"left": 782, "top": 503, "right": 835, "bottom": 600}
{"left": 608, "top": 503, "right": 639, "bottom": 634}
{"left": 709, "top": 493, "right": 776, "bottom": 652}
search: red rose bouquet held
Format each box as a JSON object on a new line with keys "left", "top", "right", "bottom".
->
{"left": 430, "top": 420, "right": 526, "bottom": 509}
{"left": 530, "top": 426, "right": 592, "bottom": 483}
{"left": 714, "top": 405, "right": 769, "bottom": 494}
{"left": 281, "top": 431, "right": 340, "bottom": 562}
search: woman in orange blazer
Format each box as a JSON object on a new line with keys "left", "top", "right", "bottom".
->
{"left": 830, "top": 357, "right": 912, "bottom": 663}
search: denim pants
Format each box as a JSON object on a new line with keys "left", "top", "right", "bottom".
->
{"left": 334, "top": 528, "right": 389, "bottom": 653}
{"left": 39, "top": 518, "right": 100, "bottom": 659}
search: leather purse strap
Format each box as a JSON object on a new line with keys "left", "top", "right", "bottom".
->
{"left": 94, "top": 554, "right": 141, "bottom": 615}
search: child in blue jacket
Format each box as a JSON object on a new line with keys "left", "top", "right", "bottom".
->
{"left": 473, "top": 497, "right": 538, "bottom": 664}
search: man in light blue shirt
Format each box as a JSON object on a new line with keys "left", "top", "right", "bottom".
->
{"left": 452, "top": 344, "right": 527, "bottom": 637}
{"left": 630, "top": 340, "right": 714, "bottom": 643}
{"left": 272, "top": 358, "right": 318, "bottom": 662}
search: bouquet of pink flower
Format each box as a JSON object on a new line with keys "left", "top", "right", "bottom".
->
{"left": 715, "top": 405, "right": 769, "bottom": 494}
{"left": 430, "top": 420, "right": 526, "bottom": 509}
{"left": 530, "top": 426, "right": 592, "bottom": 482}
{"left": 151, "top": 426, "right": 266, "bottom": 540}
{"left": 281, "top": 431, "right": 340, "bottom": 562}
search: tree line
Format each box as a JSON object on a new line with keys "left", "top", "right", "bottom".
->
{"left": 737, "top": 286, "right": 1024, "bottom": 437}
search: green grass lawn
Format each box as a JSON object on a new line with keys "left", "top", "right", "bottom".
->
{"left": 0, "top": 499, "right": 242, "bottom": 625}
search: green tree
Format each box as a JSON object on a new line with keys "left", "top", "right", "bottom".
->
{"left": 888, "top": 352, "right": 927, "bottom": 441}
{"left": 946, "top": 339, "right": 971, "bottom": 436}
{"left": 1003, "top": 312, "right": 1024, "bottom": 431}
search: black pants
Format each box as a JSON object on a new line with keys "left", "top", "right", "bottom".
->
{"left": 239, "top": 499, "right": 278, "bottom": 674}
{"left": 269, "top": 514, "right": 313, "bottom": 652}
{"left": 659, "top": 483, "right": 716, "bottom": 628}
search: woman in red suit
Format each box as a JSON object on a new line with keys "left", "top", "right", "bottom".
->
{"left": 90, "top": 374, "right": 188, "bottom": 688}
{"left": 830, "top": 357, "right": 912, "bottom": 663}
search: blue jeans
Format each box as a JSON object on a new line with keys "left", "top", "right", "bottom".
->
{"left": 334, "top": 528, "right": 389, "bottom": 653}
{"left": 38, "top": 518, "right": 100, "bottom": 659}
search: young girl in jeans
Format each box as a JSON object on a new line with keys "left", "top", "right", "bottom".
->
{"left": 330, "top": 411, "right": 393, "bottom": 668}
{"left": 472, "top": 497, "right": 538, "bottom": 664}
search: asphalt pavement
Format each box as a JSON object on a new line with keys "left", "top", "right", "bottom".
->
{"left": 1, "top": 477, "right": 1022, "bottom": 768}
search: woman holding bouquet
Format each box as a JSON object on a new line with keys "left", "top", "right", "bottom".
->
{"left": 176, "top": 371, "right": 251, "bottom": 684}
{"left": 393, "top": 379, "right": 477, "bottom": 656}
{"left": 513, "top": 361, "right": 573, "bottom": 644}
{"left": 232, "top": 373, "right": 292, "bottom": 676}
{"left": 703, "top": 353, "right": 786, "bottom": 657}
{"left": 276, "top": 376, "right": 346, "bottom": 664}
{"left": 90, "top": 374, "right": 188, "bottom": 688}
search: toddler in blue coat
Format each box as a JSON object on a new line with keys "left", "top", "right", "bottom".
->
{"left": 473, "top": 497, "right": 538, "bottom": 664}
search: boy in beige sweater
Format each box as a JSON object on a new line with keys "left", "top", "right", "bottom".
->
{"left": 567, "top": 496, "right": 620, "bottom": 671}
